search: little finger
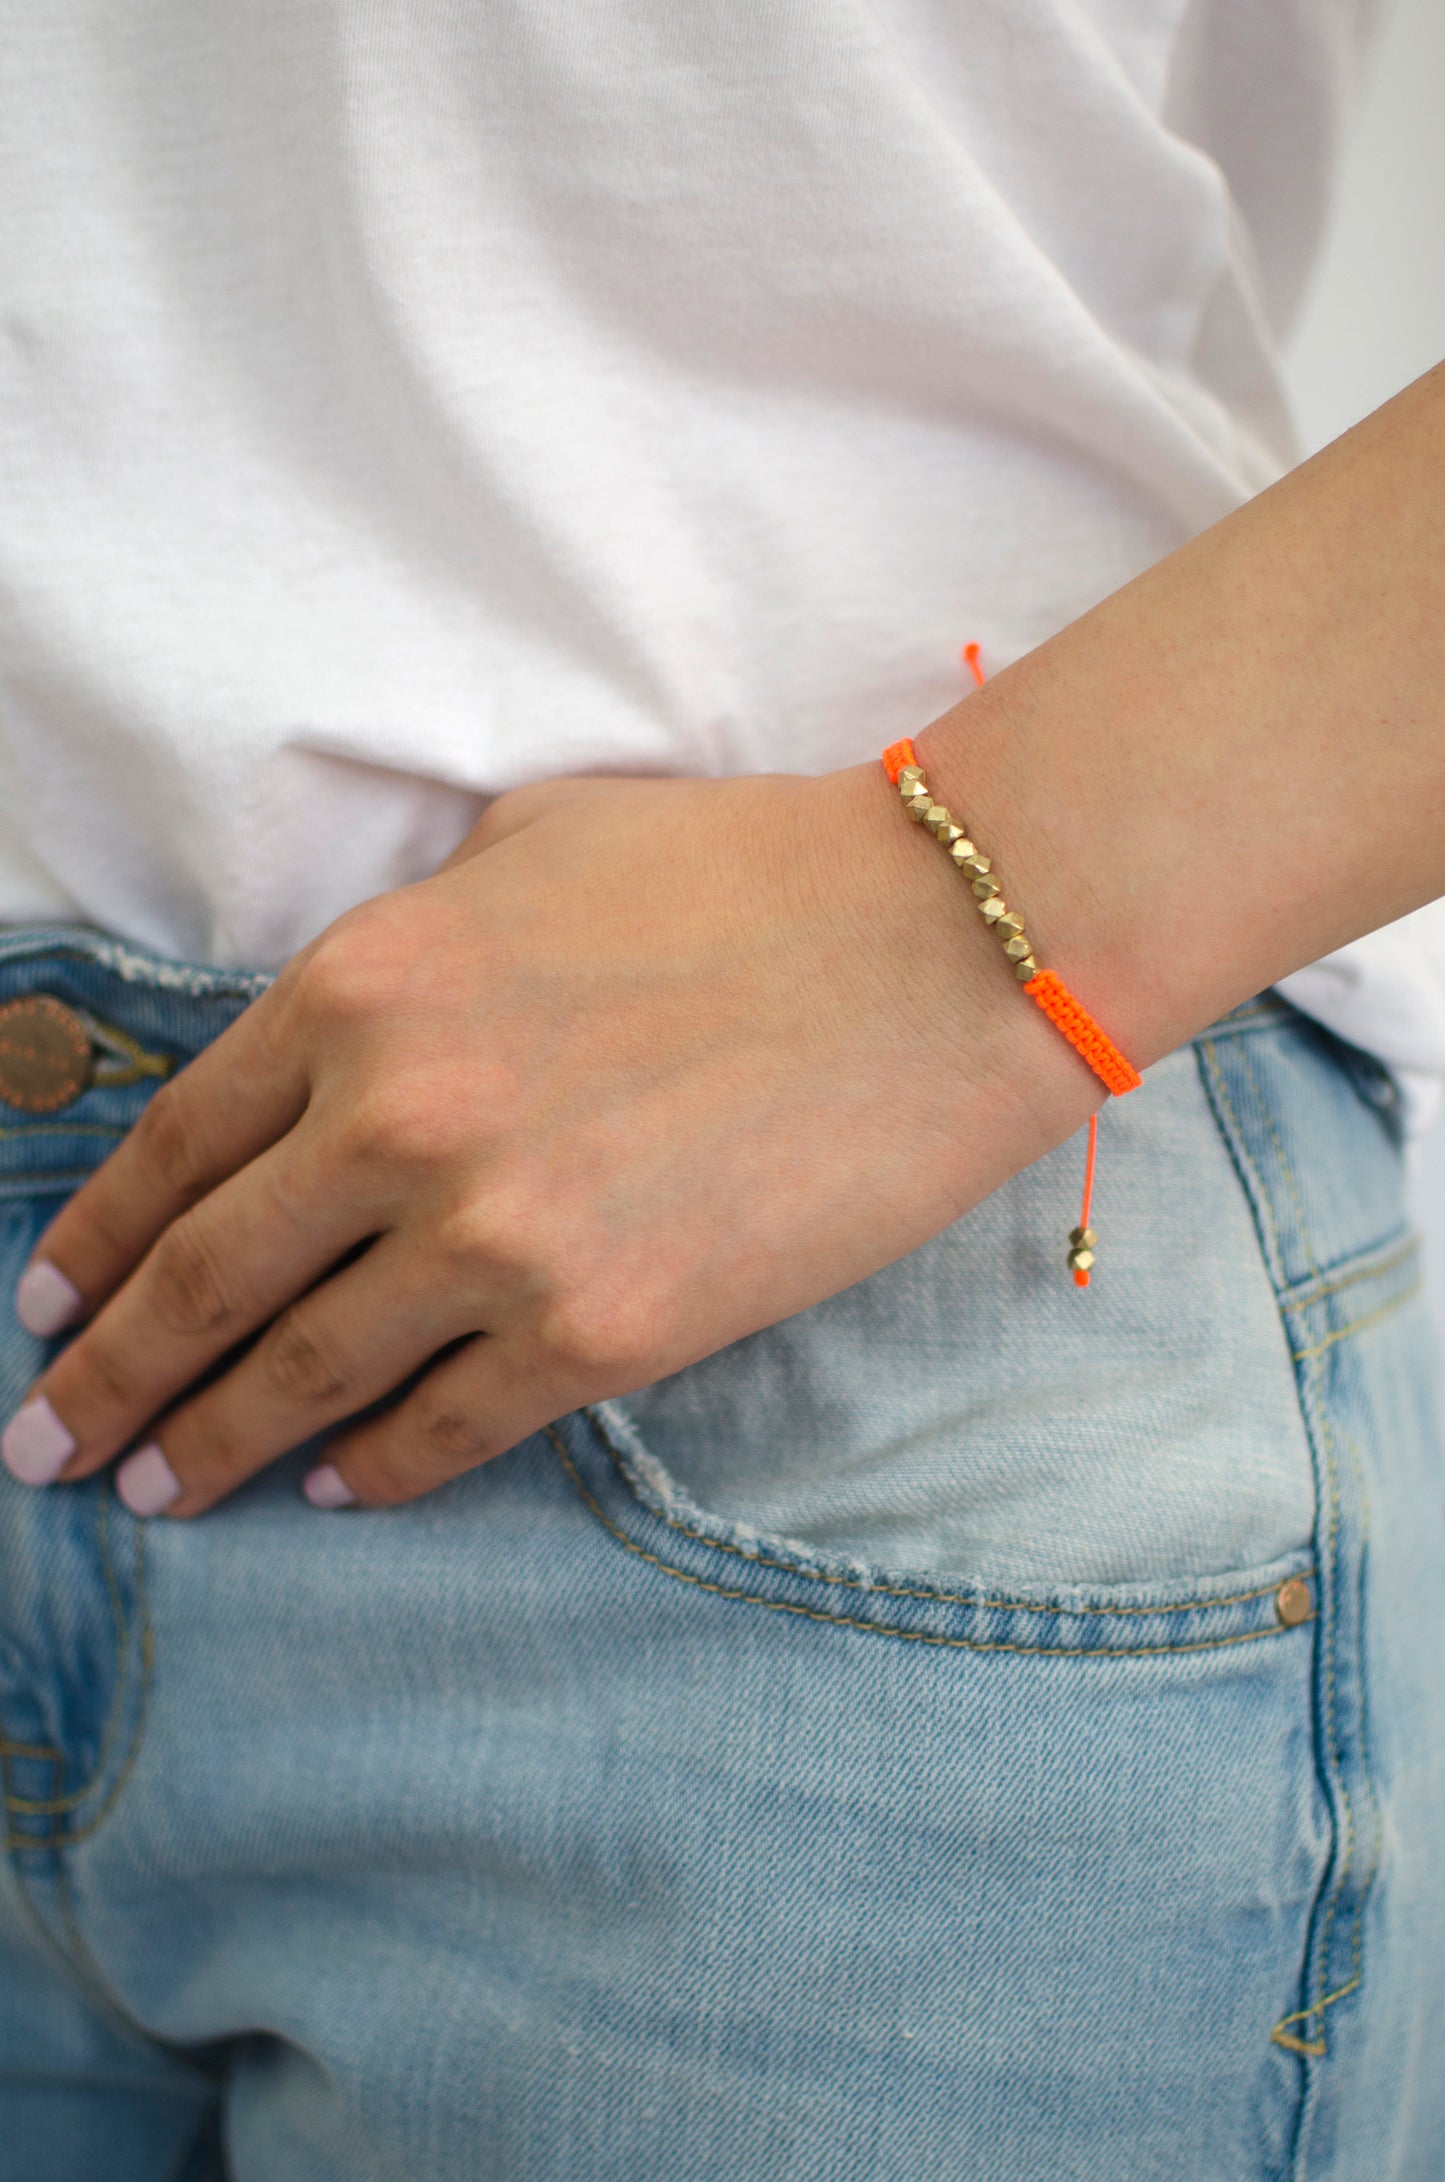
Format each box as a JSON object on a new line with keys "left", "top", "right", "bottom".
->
{"left": 111, "top": 1233, "right": 497, "bottom": 1518}
{"left": 299, "top": 1332, "right": 583, "bottom": 1510}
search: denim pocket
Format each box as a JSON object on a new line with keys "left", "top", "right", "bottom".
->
{"left": 603, "top": 1030, "right": 1331, "bottom": 1595}
{"left": 551, "top": 1397, "right": 1319, "bottom": 1660}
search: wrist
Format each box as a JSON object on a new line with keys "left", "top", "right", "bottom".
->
{"left": 802, "top": 757, "right": 1104, "bottom": 1207}
{"left": 913, "top": 664, "right": 1198, "bottom": 1073}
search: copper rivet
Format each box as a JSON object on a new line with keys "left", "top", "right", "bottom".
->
{"left": 0, "top": 996, "right": 93, "bottom": 1115}
{"left": 1275, "top": 1578, "right": 1312, "bottom": 1628}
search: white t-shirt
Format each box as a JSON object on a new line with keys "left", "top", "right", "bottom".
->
{"left": 2, "top": 0, "right": 1441, "bottom": 1114}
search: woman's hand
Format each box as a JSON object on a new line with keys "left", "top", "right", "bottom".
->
{"left": 13, "top": 359, "right": 1445, "bottom": 1519}
{"left": 3, "top": 764, "right": 1093, "bottom": 1516}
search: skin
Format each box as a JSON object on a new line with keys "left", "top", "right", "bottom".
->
{"left": 8, "top": 360, "right": 1445, "bottom": 1517}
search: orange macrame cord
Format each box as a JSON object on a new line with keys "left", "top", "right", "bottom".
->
{"left": 1021, "top": 970, "right": 1141, "bottom": 1099}
{"left": 882, "top": 737, "right": 920, "bottom": 783}
{"left": 895, "top": 743, "right": 1141, "bottom": 1097}
{"left": 882, "top": 685, "right": 1140, "bottom": 1286}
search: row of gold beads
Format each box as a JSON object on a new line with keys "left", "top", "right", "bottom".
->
{"left": 896, "top": 763, "right": 1040, "bottom": 983}
{"left": 899, "top": 761, "right": 1096, "bottom": 1284}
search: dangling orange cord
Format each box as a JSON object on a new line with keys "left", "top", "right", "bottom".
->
{"left": 954, "top": 640, "right": 1122, "bottom": 1290}
{"left": 1073, "top": 1112, "right": 1098, "bottom": 1288}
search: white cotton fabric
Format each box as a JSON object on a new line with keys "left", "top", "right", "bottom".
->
{"left": 1, "top": 0, "right": 1439, "bottom": 1106}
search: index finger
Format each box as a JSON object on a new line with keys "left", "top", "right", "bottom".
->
{"left": 14, "top": 982, "right": 309, "bottom": 1336}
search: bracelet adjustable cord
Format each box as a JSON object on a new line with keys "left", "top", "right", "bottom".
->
{"left": 882, "top": 659, "right": 1140, "bottom": 1286}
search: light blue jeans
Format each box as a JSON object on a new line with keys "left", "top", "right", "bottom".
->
{"left": 1, "top": 924, "right": 1442, "bottom": 2180}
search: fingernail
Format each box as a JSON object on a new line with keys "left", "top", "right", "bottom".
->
{"left": 303, "top": 1462, "right": 357, "bottom": 1509}
{"left": 116, "top": 1443, "right": 182, "bottom": 1518}
{"left": 15, "top": 1261, "right": 85, "bottom": 1339}
{"left": 2, "top": 1396, "right": 77, "bottom": 1487}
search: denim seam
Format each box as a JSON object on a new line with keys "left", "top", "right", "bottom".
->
{"left": 580, "top": 1411, "right": 1308, "bottom": 1618}
{"left": 1198, "top": 1040, "right": 1288, "bottom": 1289}
{"left": 1336, "top": 1418, "right": 1384, "bottom": 2005}
{"left": 3, "top": 1493, "right": 132, "bottom": 1819}
{"left": 0, "top": 932, "right": 270, "bottom": 1002}
{"left": 1235, "top": 1035, "right": 1324, "bottom": 1284}
{"left": 0, "top": 1738, "right": 62, "bottom": 1837}
{"left": 1277, "top": 1235, "right": 1420, "bottom": 1314}
{"left": 1292, "top": 1354, "right": 1353, "bottom": 2079}
{"left": 1194, "top": 1034, "right": 1376, "bottom": 2121}
{"left": 0, "top": 1776, "right": 200, "bottom": 2071}
{"left": 553, "top": 1431, "right": 1309, "bottom": 1657}
{"left": 42, "top": 1848, "right": 239, "bottom": 2091}
{"left": 1270, "top": 1976, "right": 1362, "bottom": 2059}
{"left": 1280, "top": 1408, "right": 1384, "bottom": 2067}
{"left": 1250, "top": 1195, "right": 1383, "bottom": 2171}
{"left": 1289, "top": 1285, "right": 1422, "bottom": 1364}
{"left": 43, "top": 1523, "right": 152, "bottom": 1847}
{"left": 3, "top": 1509, "right": 153, "bottom": 1844}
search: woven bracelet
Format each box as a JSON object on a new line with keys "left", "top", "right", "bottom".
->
{"left": 882, "top": 728, "right": 1140, "bottom": 1287}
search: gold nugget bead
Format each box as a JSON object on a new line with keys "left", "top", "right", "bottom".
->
{"left": 958, "top": 852, "right": 991, "bottom": 878}
{"left": 924, "top": 805, "right": 953, "bottom": 833}
{"left": 995, "top": 912, "right": 1025, "bottom": 938}
{"left": 1070, "top": 1227, "right": 1097, "bottom": 1249}
{"left": 1002, "top": 933, "right": 1033, "bottom": 960}
{"left": 905, "top": 793, "right": 933, "bottom": 821}
{"left": 938, "top": 823, "right": 965, "bottom": 846}
{"left": 972, "top": 875, "right": 1001, "bottom": 898}
{"left": 980, "top": 897, "right": 1008, "bottom": 922}
{"left": 1068, "top": 1247, "right": 1095, "bottom": 1273}
{"left": 897, "top": 765, "right": 925, "bottom": 788}
{"left": 948, "top": 838, "right": 979, "bottom": 866}
{"left": 1014, "top": 958, "right": 1039, "bottom": 980}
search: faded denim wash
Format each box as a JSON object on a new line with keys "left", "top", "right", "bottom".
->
{"left": 0, "top": 924, "right": 1442, "bottom": 2180}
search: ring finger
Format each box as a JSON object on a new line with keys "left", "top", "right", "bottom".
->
{"left": 110, "top": 1231, "right": 497, "bottom": 1518}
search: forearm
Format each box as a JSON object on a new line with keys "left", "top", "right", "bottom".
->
{"left": 907, "top": 359, "right": 1445, "bottom": 1071}
{"left": 11, "top": 375, "right": 1445, "bottom": 1520}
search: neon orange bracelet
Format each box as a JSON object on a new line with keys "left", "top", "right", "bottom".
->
{"left": 882, "top": 702, "right": 1140, "bottom": 1288}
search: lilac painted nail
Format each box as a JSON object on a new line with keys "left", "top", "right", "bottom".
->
{"left": 116, "top": 1443, "right": 182, "bottom": 1518}
{"left": 303, "top": 1462, "right": 357, "bottom": 1509}
{"left": 2, "top": 1396, "right": 77, "bottom": 1487}
{"left": 15, "top": 1259, "right": 85, "bottom": 1339}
